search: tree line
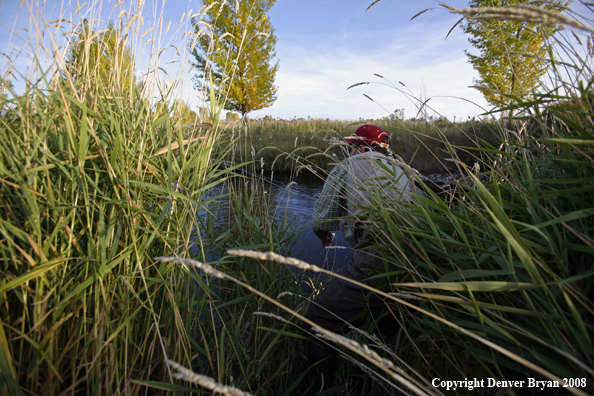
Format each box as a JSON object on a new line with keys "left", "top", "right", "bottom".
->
{"left": 41, "top": 0, "right": 572, "bottom": 126}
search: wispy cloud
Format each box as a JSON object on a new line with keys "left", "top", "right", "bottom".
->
{"left": 250, "top": 20, "right": 490, "bottom": 121}
{"left": 240, "top": 0, "right": 493, "bottom": 120}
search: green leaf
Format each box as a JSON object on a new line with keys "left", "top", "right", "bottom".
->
{"left": 130, "top": 379, "right": 200, "bottom": 392}
{"left": 0, "top": 319, "right": 22, "bottom": 396}
{"left": 439, "top": 268, "right": 514, "bottom": 282}
{"left": 536, "top": 208, "right": 594, "bottom": 229}
{"left": 78, "top": 104, "right": 88, "bottom": 167}
{"left": 396, "top": 281, "right": 536, "bottom": 292}
{"left": 537, "top": 137, "right": 594, "bottom": 146}
{"left": 0, "top": 258, "right": 71, "bottom": 296}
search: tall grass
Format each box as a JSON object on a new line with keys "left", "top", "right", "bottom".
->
{"left": 163, "top": 3, "right": 594, "bottom": 396}
{"left": 0, "top": 0, "right": 242, "bottom": 394}
{"left": 2, "top": 1, "right": 593, "bottom": 395}
{"left": 0, "top": 84, "right": 226, "bottom": 394}
{"left": 224, "top": 117, "right": 500, "bottom": 174}
{"left": 0, "top": 1, "right": 314, "bottom": 394}
{"left": 364, "top": 93, "right": 594, "bottom": 391}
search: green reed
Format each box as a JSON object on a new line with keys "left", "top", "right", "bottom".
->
{"left": 224, "top": 117, "right": 499, "bottom": 174}
{"left": 0, "top": 1, "right": 239, "bottom": 394}
{"left": 2, "top": 1, "right": 593, "bottom": 395}
{"left": 0, "top": 1, "right": 314, "bottom": 394}
{"left": 360, "top": 83, "right": 594, "bottom": 394}
{"left": 161, "top": 4, "right": 594, "bottom": 396}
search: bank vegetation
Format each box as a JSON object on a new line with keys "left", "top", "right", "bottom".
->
{"left": 0, "top": 1, "right": 593, "bottom": 395}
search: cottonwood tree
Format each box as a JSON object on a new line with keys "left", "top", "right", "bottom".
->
{"left": 190, "top": 0, "right": 279, "bottom": 124}
{"left": 461, "top": 0, "right": 570, "bottom": 115}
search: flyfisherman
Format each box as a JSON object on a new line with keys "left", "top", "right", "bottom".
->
{"left": 305, "top": 124, "right": 416, "bottom": 392}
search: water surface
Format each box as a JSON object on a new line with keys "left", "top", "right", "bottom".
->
{"left": 202, "top": 170, "right": 354, "bottom": 272}
{"left": 267, "top": 171, "right": 353, "bottom": 272}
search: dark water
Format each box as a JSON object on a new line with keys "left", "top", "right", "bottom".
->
{"left": 202, "top": 170, "right": 354, "bottom": 272}
{"left": 266, "top": 171, "right": 353, "bottom": 272}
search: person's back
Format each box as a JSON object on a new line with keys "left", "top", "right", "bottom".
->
{"left": 342, "top": 150, "right": 413, "bottom": 246}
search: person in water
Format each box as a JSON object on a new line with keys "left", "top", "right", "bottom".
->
{"left": 306, "top": 124, "right": 417, "bottom": 392}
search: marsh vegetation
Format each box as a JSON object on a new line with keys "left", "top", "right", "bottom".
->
{"left": 225, "top": 116, "right": 500, "bottom": 174}
{"left": 0, "top": 1, "right": 593, "bottom": 395}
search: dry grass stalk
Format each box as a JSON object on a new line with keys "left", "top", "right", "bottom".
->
{"left": 155, "top": 256, "right": 228, "bottom": 279}
{"left": 226, "top": 250, "right": 580, "bottom": 391}
{"left": 313, "top": 328, "right": 396, "bottom": 371}
{"left": 313, "top": 327, "right": 431, "bottom": 396}
{"left": 227, "top": 249, "right": 324, "bottom": 272}
{"left": 295, "top": 164, "right": 318, "bottom": 175}
{"left": 253, "top": 311, "right": 292, "bottom": 324}
{"left": 152, "top": 136, "right": 207, "bottom": 157}
{"left": 449, "top": 4, "right": 594, "bottom": 33}
{"left": 165, "top": 360, "right": 252, "bottom": 396}
{"left": 341, "top": 354, "right": 406, "bottom": 394}
{"left": 256, "top": 145, "right": 282, "bottom": 155}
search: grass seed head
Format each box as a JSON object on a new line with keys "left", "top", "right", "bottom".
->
{"left": 155, "top": 257, "right": 227, "bottom": 279}
{"left": 451, "top": 5, "right": 593, "bottom": 33}
{"left": 165, "top": 360, "right": 252, "bottom": 396}
{"left": 227, "top": 249, "right": 323, "bottom": 272}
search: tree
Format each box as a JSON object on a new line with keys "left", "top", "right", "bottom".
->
{"left": 461, "top": 0, "right": 570, "bottom": 113}
{"left": 226, "top": 111, "right": 241, "bottom": 123}
{"left": 63, "top": 21, "right": 136, "bottom": 93}
{"left": 190, "top": 0, "right": 279, "bottom": 123}
{"left": 0, "top": 76, "right": 13, "bottom": 100}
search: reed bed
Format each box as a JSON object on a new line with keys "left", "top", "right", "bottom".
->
{"left": 0, "top": 1, "right": 311, "bottom": 394}
{"left": 0, "top": 0, "right": 241, "bottom": 394}
{"left": 223, "top": 117, "right": 499, "bottom": 174}
{"left": 179, "top": 3, "right": 594, "bottom": 395}
{"left": 1, "top": 1, "right": 593, "bottom": 395}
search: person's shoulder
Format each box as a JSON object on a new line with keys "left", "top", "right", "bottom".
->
{"left": 330, "top": 158, "right": 349, "bottom": 171}
{"left": 349, "top": 152, "right": 373, "bottom": 162}
{"left": 350, "top": 151, "right": 391, "bottom": 163}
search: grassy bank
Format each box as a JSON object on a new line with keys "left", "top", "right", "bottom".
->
{"left": 0, "top": 66, "right": 228, "bottom": 395}
{"left": 224, "top": 117, "right": 500, "bottom": 174}
{"left": 0, "top": 2, "right": 237, "bottom": 394}
{"left": 0, "top": 2, "right": 315, "bottom": 394}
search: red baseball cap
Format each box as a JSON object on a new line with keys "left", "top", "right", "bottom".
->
{"left": 345, "top": 125, "right": 389, "bottom": 147}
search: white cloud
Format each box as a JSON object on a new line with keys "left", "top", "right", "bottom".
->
{"left": 245, "top": 1, "right": 494, "bottom": 121}
{"left": 250, "top": 35, "right": 491, "bottom": 121}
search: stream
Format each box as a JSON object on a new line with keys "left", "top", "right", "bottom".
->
{"left": 201, "top": 169, "right": 465, "bottom": 272}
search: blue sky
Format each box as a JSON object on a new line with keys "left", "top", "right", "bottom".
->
{"left": 1, "top": 0, "right": 592, "bottom": 121}
{"left": 258, "top": 0, "right": 488, "bottom": 121}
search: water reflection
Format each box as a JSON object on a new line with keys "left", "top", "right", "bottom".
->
{"left": 267, "top": 171, "right": 353, "bottom": 272}
{"left": 201, "top": 170, "right": 353, "bottom": 272}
